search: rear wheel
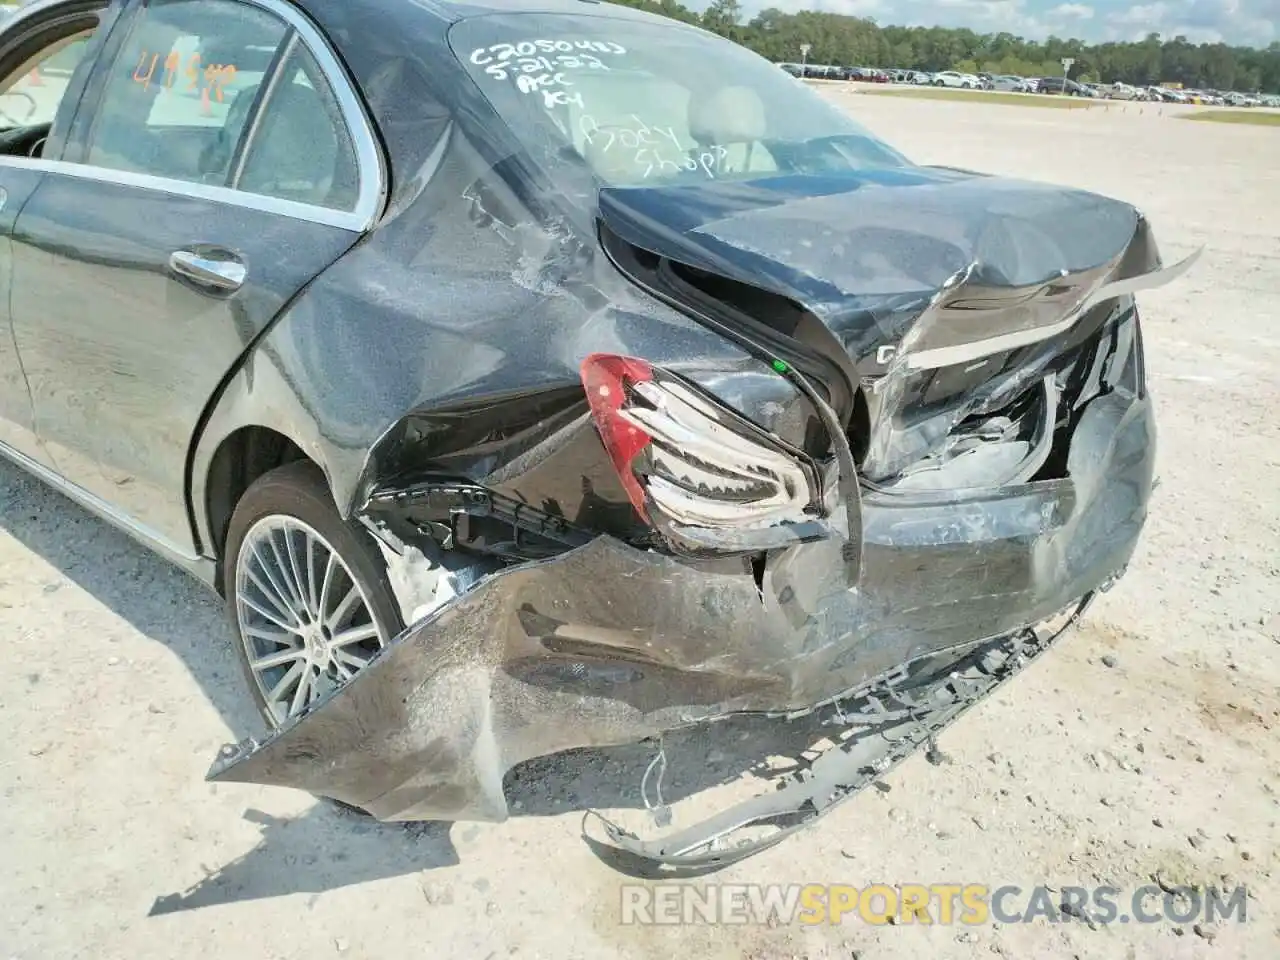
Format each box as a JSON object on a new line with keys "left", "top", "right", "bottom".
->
{"left": 223, "top": 461, "right": 405, "bottom": 728}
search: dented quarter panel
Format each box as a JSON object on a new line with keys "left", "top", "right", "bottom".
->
{"left": 188, "top": 0, "right": 817, "bottom": 554}
{"left": 189, "top": 121, "right": 809, "bottom": 553}
{"left": 192, "top": 0, "right": 1181, "bottom": 544}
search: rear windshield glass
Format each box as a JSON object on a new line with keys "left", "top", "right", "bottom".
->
{"left": 448, "top": 13, "right": 910, "bottom": 187}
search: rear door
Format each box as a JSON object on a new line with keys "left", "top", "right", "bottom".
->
{"left": 10, "top": 0, "right": 382, "bottom": 556}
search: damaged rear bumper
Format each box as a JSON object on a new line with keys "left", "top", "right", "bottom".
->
{"left": 208, "top": 371, "right": 1155, "bottom": 822}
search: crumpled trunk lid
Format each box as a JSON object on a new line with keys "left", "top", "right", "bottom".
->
{"left": 597, "top": 168, "right": 1196, "bottom": 487}
{"left": 598, "top": 167, "right": 1146, "bottom": 311}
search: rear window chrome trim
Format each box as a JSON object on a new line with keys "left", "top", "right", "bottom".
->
{"left": 0, "top": 155, "right": 368, "bottom": 230}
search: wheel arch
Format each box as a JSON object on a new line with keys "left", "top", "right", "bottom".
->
{"left": 186, "top": 333, "right": 341, "bottom": 590}
{"left": 204, "top": 425, "right": 312, "bottom": 590}
{"left": 184, "top": 288, "right": 425, "bottom": 590}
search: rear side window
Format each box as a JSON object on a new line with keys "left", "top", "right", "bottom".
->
{"left": 83, "top": 0, "right": 360, "bottom": 209}
{"left": 86, "top": 0, "right": 288, "bottom": 183}
{"left": 236, "top": 42, "right": 360, "bottom": 211}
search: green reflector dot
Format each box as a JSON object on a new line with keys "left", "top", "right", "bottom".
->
{"left": 771, "top": 359, "right": 789, "bottom": 374}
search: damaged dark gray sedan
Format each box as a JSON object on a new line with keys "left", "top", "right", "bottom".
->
{"left": 0, "top": 0, "right": 1195, "bottom": 866}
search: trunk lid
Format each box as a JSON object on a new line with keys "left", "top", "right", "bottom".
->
{"left": 598, "top": 167, "right": 1148, "bottom": 366}
{"left": 597, "top": 168, "right": 1195, "bottom": 486}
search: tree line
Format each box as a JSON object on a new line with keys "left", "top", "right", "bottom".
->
{"left": 605, "top": 0, "right": 1280, "bottom": 93}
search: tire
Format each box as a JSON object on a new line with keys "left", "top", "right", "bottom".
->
{"left": 223, "top": 460, "right": 405, "bottom": 729}
{"left": 934, "top": 80, "right": 945, "bottom": 87}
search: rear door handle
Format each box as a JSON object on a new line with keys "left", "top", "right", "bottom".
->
{"left": 168, "top": 249, "right": 246, "bottom": 292}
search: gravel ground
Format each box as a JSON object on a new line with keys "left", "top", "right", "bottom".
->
{"left": 1, "top": 90, "right": 1277, "bottom": 960}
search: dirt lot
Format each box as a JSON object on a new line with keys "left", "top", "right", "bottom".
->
{"left": 1, "top": 91, "right": 1277, "bottom": 960}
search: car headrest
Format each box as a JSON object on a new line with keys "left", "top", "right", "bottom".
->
{"left": 196, "top": 83, "right": 259, "bottom": 180}
{"left": 687, "top": 85, "right": 766, "bottom": 145}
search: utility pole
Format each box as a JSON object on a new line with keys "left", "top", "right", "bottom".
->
{"left": 800, "top": 43, "right": 811, "bottom": 78}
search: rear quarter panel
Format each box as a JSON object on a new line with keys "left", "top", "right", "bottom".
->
{"left": 190, "top": 122, "right": 780, "bottom": 552}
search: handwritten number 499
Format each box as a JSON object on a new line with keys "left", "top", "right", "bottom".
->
{"left": 132, "top": 51, "right": 238, "bottom": 101}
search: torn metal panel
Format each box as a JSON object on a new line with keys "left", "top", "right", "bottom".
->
{"left": 859, "top": 297, "right": 1131, "bottom": 487}
{"left": 208, "top": 376, "right": 1155, "bottom": 823}
{"left": 374, "top": 536, "right": 495, "bottom": 627}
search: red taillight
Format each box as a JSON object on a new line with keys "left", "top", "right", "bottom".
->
{"left": 581, "top": 353, "right": 821, "bottom": 543}
{"left": 580, "top": 353, "right": 654, "bottom": 522}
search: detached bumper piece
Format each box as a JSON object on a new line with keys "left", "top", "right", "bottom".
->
{"left": 586, "top": 595, "right": 1095, "bottom": 873}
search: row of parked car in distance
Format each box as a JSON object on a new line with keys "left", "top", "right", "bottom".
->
{"left": 777, "top": 62, "right": 1278, "bottom": 107}
{"left": 777, "top": 64, "right": 1102, "bottom": 94}
{"left": 1105, "top": 84, "right": 1273, "bottom": 106}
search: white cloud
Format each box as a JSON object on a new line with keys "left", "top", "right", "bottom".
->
{"left": 1048, "top": 3, "right": 1096, "bottom": 18}
{"left": 1097, "top": 0, "right": 1276, "bottom": 43}
{"left": 806, "top": 0, "right": 885, "bottom": 13}
{"left": 1105, "top": 2, "right": 1169, "bottom": 26}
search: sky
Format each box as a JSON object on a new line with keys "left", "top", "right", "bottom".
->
{"left": 727, "top": 0, "right": 1280, "bottom": 47}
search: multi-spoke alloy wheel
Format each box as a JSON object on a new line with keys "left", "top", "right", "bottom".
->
{"left": 222, "top": 461, "right": 403, "bottom": 729}
{"left": 235, "top": 516, "right": 389, "bottom": 724}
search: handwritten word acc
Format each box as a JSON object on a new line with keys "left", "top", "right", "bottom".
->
{"left": 580, "top": 114, "right": 730, "bottom": 180}
{"left": 469, "top": 39, "right": 627, "bottom": 108}
{"left": 131, "top": 50, "right": 237, "bottom": 102}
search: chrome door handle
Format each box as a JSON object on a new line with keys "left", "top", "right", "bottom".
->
{"left": 169, "top": 250, "right": 246, "bottom": 291}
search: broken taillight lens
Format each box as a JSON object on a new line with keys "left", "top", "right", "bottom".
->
{"left": 580, "top": 353, "right": 818, "bottom": 539}
{"left": 580, "top": 354, "right": 655, "bottom": 521}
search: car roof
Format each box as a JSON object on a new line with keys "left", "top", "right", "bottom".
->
{"left": 296, "top": 0, "right": 669, "bottom": 28}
